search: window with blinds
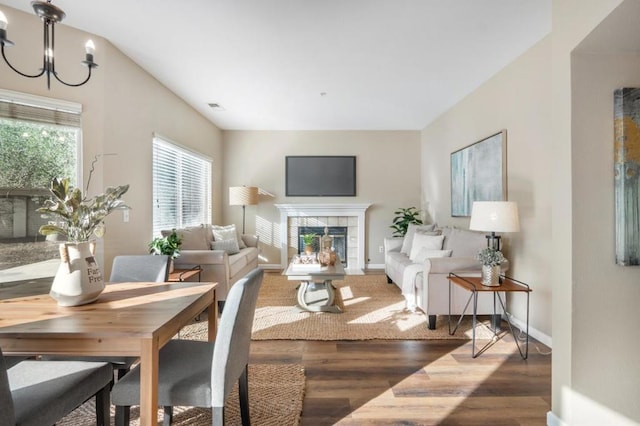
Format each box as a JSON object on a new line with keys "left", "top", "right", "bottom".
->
{"left": 152, "top": 136, "right": 212, "bottom": 236}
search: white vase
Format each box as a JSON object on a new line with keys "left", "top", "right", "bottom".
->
{"left": 481, "top": 264, "right": 501, "bottom": 287}
{"left": 50, "top": 241, "right": 105, "bottom": 306}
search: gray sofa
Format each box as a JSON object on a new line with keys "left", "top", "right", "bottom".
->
{"left": 384, "top": 225, "right": 506, "bottom": 329}
{"left": 166, "top": 224, "right": 259, "bottom": 307}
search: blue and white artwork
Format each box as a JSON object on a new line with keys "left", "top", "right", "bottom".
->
{"left": 451, "top": 131, "right": 506, "bottom": 217}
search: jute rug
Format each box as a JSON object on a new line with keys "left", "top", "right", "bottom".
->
{"left": 244, "top": 273, "right": 498, "bottom": 340}
{"left": 59, "top": 324, "right": 305, "bottom": 426}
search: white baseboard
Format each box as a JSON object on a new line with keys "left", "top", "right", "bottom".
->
{"left": 547, "top": 411, "right": 565, "bottom": 426}
{"left": 259, "top": 264, "right": 282, "bottom": 271}
{"left": 366, "top": 263, "right": 385, "bottom": 270}
{"left": 505, "top": 312, "right": 552, "bottom": 349}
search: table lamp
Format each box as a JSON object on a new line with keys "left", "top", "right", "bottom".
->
{"left": 229, "top": 186, "right": 259, "bottom": 234}
{"left": 469, "top": 201, "right": 520, "bottom": 251}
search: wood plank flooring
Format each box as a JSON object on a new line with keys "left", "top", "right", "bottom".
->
{"left": 249, "top": 332, "right": 551, "bottom": 425}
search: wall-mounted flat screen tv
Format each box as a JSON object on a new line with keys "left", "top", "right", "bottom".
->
{"left": 286, "top": 156, "right": 356, "bottom": 196}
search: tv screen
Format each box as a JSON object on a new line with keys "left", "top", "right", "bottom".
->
{"left": 286, "top": 156, "right": 356, "bottom": 197}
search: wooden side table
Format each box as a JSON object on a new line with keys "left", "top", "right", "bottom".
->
{"left": 447, "top": 272, "right": 531, "bottom": 359}
{"left": 168, "top": 265, "right": 202, "bottom": 282}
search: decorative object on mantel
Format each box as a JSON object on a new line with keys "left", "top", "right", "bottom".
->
{"left": 613, "top": 88, "right": 640, "bottom": 265}
{"left": 229, "top": 185, "right": 259, "bottom": 234}
{"left": 470, "top": 201, "right": 518, "bottom": 286}
{"left": 390, "top": 206, "right": 423, "bottom": 237}
{"left": 148, "top": 229, "right": 182, "bottom": 273}
{"left": 0, "top": 1, "right": 98, "bottom": 89}
{"left": 37, "top": 177, "right": 129, "bottom": 306}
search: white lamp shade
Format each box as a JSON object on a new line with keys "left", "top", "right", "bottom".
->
{"left": 469, "top": 201, "right": 520, "bottom": 233}
{"left": 229, "top": 186, "right": 259, "bottom": 206}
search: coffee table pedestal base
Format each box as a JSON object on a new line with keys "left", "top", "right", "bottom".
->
{"left": 296, "top": 280, "right": 342, "bottom": 313}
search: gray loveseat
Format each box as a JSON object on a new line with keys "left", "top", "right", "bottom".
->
{"left": 384, "top": 225, "right": 506, "bottom": 329}
{"left": 166, "top": 224, "right": 259, "bottom": 309}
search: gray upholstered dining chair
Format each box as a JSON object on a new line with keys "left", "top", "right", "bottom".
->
{"left": 108, "top": 254, "right": 172, "bottom": 379}
{"left": 0, "top": 347, "right": 113, "bottom": 426}
{"left": 110, "top": 254, "right": 171, "bottom": 282}
{"left": 112, "top": 268, "right": 264, "bottom": 426}
{"left": 41, "top": 254, "right": 171, "bottom": 382}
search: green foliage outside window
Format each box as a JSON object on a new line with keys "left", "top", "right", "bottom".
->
{"left": 0, "top": 118, "right": 77, "bottom": 189}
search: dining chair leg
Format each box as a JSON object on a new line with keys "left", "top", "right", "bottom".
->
{"left": 163, "top": 406, "right": 173, "bottom": 426}
{"left": 95, "top": 383, "right": 111, "bottom": 426}
{"left": 115, "top": 405, "right": 130, "bottom": 426}
{"left": 239, "top": 364, "right": 250, "bottom": 426}
{"left": 212, "top": 406, "right": 224, "bottom": 426}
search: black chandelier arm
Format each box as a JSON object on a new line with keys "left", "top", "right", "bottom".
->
{"left": 0, "top": 44, "right": 46, "bottom": 79}
{"left": 52, "top": 65, "right": 94, "bottom": 87}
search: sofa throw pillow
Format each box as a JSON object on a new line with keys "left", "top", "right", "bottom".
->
{"left": 163, "top": 225, "right": 209, "bottom": 250}
{"left": 400, "top": 223, "right": 438, "bottom": 255}
{"left": 211, "top": 239, "right": 240, "bottom": 255}
{"left": 412, "top": 248, "right": 453, "bottom": 263}
{"left": 409, "top": 233, "right": 445, "bottom": 261}
{"left": 212, "top": 224, "right": 237, "bottom": 241}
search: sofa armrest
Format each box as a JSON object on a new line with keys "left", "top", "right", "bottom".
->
{"left": 176, "top": 249, "right": 228, "bottom": 265}
{"left": 384, "top": 237, "right": 403, "bottom": 253}
{"left": 241, "top": 234, "right": 259, "bottom": 248}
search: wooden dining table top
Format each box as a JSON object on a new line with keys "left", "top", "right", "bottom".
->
{"left": 0, "top": 280, "right": 217, "bottom": 356}
{"left": 0, "top": 280, "right": 218, "bottom": 426}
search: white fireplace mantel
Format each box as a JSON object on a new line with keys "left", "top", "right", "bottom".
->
{"left": 275, "top": 203, "right": 371, "bottom": 272}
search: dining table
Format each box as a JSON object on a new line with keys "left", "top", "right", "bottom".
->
{"left": 0, "top": 280, "right": 217, "bottom": 426}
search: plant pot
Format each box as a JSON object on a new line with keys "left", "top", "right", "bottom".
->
{"left": 304, "top": 244, "right": 314, "bottom": 255}
{"left": 481, "top": 264, "right": 501, "bottom": 287}
{"left": 50, "top": 241, "right": 105, "bottom": 306}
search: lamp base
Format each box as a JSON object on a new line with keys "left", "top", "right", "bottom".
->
{"left": 485, "top": 233, "right": 501, "bottom": 251}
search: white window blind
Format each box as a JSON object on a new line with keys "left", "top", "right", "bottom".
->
{"left": 152, "top": 136, "right": 212, "bottom": 236}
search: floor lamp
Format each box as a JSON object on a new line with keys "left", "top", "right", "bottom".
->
{"left": 229, "top": 186, "right": 259, "bottom": 234}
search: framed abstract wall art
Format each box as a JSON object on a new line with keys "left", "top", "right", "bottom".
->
{"left": 450, "top": 130, "right": 507, "bottom": 217}
{"left": 614, "top": 88, "right": 640, "bottom": 265}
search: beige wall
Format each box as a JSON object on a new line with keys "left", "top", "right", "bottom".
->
{"left": 0, "top": 6, "right": 222, "bottom": 273}
{"left": 424, "top": 1, "right": 640, "bottom": 423}
{"left": 221, "top": 130, "right": 421, "bottom": 266}
{"left": 423, "top": 0, "right": 640, "bottom": 424}
{"left": 421, "top": 37, "right": 553, "bottom": 339}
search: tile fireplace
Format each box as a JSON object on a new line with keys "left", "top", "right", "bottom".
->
{"left": 274, "top": 203, "right": 371, "bottom": 272}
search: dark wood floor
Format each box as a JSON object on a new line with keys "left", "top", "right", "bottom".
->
{"left": 250, "top": 332, "right": 551, "bottom": 425}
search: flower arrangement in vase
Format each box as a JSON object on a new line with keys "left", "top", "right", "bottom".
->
{"left": 37, "top": 177, "right": 130, "bottom": 306}
{"left": 475, "top": 247, "right": 505, "bottom": 286}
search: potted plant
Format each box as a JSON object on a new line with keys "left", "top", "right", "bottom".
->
{"left": 37, "top": 177, "right": 130, "bottom": 306}
{"left": 390, "top": 206, "right": 423, "bottom": 237}
{"left": 148, "top": 229, "right": 182, "bottom": 272}
{"left": 301, "top": 233, "right": 317, "bottom": 255}
{"left": 475, "top": 247, "right": 505, "bottom": 286}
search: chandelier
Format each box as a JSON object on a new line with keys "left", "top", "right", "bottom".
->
{"left": 0, "top": 1, "right": 98, "bottom": 89}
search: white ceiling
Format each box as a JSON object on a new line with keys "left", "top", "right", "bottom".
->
{"left": 0, "top": 1, "right": 551, "bottom": 130}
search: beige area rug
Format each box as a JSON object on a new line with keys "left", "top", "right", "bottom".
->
{"left": 59, "top": 323, "right": 305, "bottom": 426}
{"left": 243, "top": 273, "right": 499, "bottom": 340}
